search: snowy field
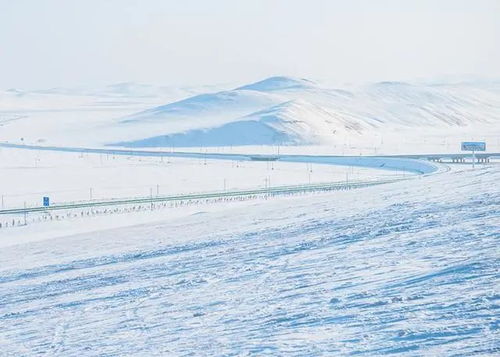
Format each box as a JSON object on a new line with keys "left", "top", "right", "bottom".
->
{"left": 0, "top": 146, "right": 401, "bottom": 210}
{"left": 0, "top": 163, "right": 498, "bottom": 355}
{"left": 3, "top": 0, "right": 500, "bottom": 353}
{"left": 0, "top": 77, "right": 498, "bottom": 355}
{"left": 0, "top": 145, "right": 420, "bottom": 247}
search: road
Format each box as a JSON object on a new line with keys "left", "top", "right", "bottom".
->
{"left": 0, "top": 142, "right": 447, "bottom": 215}
{"left": 0, "top": 142, "right": 441, "bottom": 215}
{"left": 0, "top": 178, "right": 407, "bottom": 215}
{"left": 0, "top": 142, "right": 442, "bottom": 173}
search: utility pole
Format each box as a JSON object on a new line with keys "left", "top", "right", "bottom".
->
{"left": 89, "top": 188, "right": 93, "bottom": 201}
{"left": 23, "top": 202, "right": 27, "bottom": 225}
{"left": 264, "top": 176, "right": 271, "bottom": 198}
{"left": 150, "top": 187, "right": 153, "bottom": 210}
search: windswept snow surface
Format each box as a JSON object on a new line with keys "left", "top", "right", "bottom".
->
{"left": 0, "top": 164, "right": 498, "bottom": 355}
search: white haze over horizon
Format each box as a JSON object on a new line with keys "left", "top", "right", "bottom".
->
{"left": 1, "top": 0, "right": 500, "bottom": 90}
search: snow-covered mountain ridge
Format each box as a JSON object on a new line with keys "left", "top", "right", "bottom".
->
{"left": 1, "top": 76, "right": 499, "bottom": 150}
{"left": 115, "top": 76, "right": 500, "bottom": 147}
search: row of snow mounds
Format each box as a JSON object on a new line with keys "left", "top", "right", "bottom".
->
{"left": 111, "top": 76, "right": 500, "bottom": 148}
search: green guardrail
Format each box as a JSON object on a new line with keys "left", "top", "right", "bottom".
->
{"left": 0, "top": 178, "right": 407, "bottom": 215}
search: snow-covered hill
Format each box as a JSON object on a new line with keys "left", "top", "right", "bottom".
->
{"left": 117, "top": 99, "right": 343, "bottom": 147}
{"left": 1, "top": 76, "right": 499, "bottom": 151}
{"left": 235, "top": 76, "right": 315, "bottom": 91}
{"left": 113, "top": 76, "right": 500, "bottom": 148}
{"left": 122, "top": 88, "right": 284, "bottom": 125}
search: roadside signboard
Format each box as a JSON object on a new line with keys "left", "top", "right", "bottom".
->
{"left": 461, "top": 141, "right": 486, "bottom": 169}
{"left": 43, "top": 196, "right": 50, "bottom": 207}
{"left": 461, "top": 142, "right": 486, "bottom": 152}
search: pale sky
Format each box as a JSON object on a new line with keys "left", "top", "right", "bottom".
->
{"left": 1, "top": 0, "right": 499, "bottom": 89}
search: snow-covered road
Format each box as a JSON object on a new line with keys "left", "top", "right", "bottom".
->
{"left": 0, "top": 164, "right": 498, "bottom": 355}
{"left": 0, "top": 144, "right": 420, "bottom": 211}
{"left": 0, "top": 142, "right": 440, "bottom": 174}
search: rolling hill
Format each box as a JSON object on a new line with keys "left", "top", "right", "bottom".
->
{"left": 1, "top": 76, "right": 499, "bottom": 150}
{"left": 111, "top": 76, "right": 500, "bottom": 148}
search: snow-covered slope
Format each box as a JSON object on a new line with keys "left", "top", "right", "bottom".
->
{"left": 0, "top": 82, "right": 228, "bottom": 147}
{"left": 360, "top": 81, "right": 499, "bottom": 127}
{"left": 1, "top": 164, "right": 498, "bottom": 355}
{"left": 122, "top": 89, "right": 283, "bottom": 125}
{"left": 112, "top": 76, "right": 500, "bottom": 148}
{"left": 236, "top": 76, "right": 315, "bottom": 91}
{"left": 116, "top": 99, "right": 344, "bottom": 147}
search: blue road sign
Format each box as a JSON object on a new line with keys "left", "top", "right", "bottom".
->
{"left": 461, "top": 142, "right": 486, "bottom": 152}
{"left": 43, "top": 197, "right": 50, "bottom": 207}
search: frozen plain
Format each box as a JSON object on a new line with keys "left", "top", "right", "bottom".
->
{"left": 0, "top": 162, "right": 498, "bottom": 356}
{"left": 0, "top": 77, "right": 499, "bottom": 355}
{"left": 0, "top": 146, "right": 402, "bottom": 210}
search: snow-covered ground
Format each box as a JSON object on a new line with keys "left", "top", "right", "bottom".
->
{"left": 0, "top": 77, "right": 498, "bottom": 355}
{"left": 0, "top": 163, "right": 498, "bottom": 355}
{"left": 0, "top": 146, "right": 402, "bottom": 210}
{"left": 2, "top": 77, "right": 499, "bottom": 154}
{"left": 0, "top": 145, "right": 425, "bottom": 247}
{"left": 0, "top": 82, "right": 228, "bottom": 148}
